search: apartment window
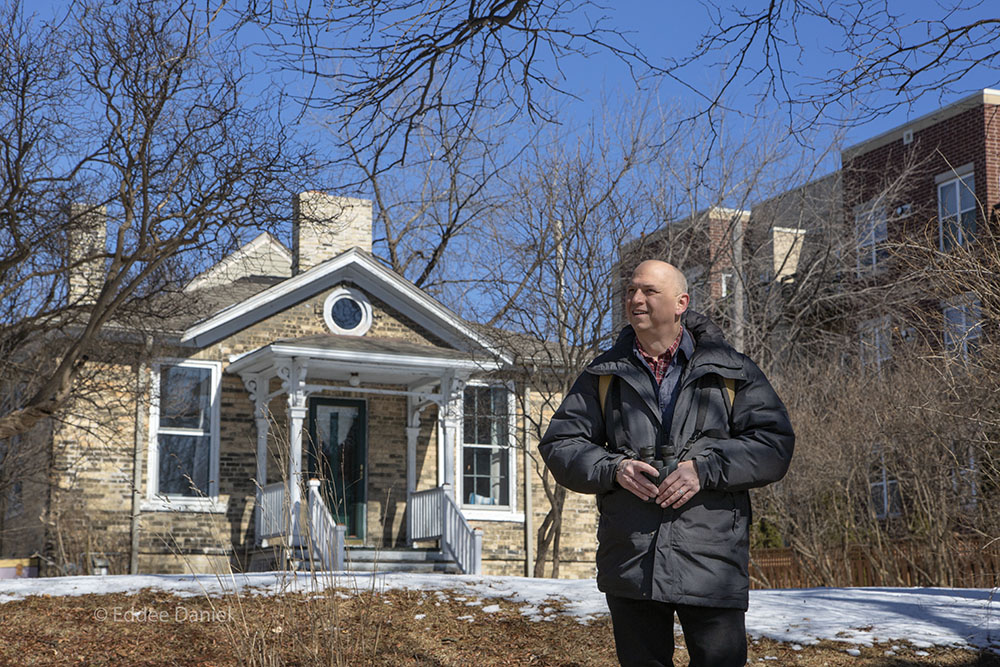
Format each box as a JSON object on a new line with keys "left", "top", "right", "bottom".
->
{"left": 859, "top": 317, "right": 892, "bottom": 372}
{"left": 854, "top": 202, "right": 888, "bottom": 272}
{"left": 938, "top": 171, "right": 976, "bottom": 251}
{"left": 870, "top": 452, "right": 901, "bottom": 520}
{"left": 949, "top": 442, "right": 978, "bottom": 511}
{"left": 943, "top": 295, "right": 982, "bottom": 360}
{"left": 149, "top": 360, "right": 221, "bottom": 500}
{"left": 462, "top": 384, "right": 513, "bottom": 509}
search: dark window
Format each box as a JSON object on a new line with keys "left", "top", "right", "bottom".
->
{"left": 156, "top": 364, "right": 215, "bottom": 497}
{"left": 462, "top": 385, "right": 510, "bottom": 507}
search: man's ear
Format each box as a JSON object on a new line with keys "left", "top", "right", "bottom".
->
{"left": 676, "top": 292, "right": 690, "bottom": 315}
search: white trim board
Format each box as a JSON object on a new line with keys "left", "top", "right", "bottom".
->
{"left": 180, "top": 248, "right": 509, "bottom": 363}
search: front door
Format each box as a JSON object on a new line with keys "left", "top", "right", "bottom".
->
{"left": 307, "top": 398, "right": 367, "bottom": 540}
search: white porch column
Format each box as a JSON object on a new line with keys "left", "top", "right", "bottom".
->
{"left": 405, "top": 424, "right": 420, "bottom": 498}
{"left": 280, "top": 357, "right": 309, "bottom": 545}
{"left": 242, "top": 373, "right": 270, "bottom": 545}
{"left": 439, "top": 373, "right": 464, "bottom": 502}
{"left": 405, "top": 421, "right": 420, "bottom": 548}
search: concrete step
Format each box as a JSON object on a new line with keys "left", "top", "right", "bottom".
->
{"left": 346, "top": 547, "right": 452, "bottom": 563}
{"left": 247, "top": 545, "right": 462, "bottom": 574}
{"left": 344, "top": 547, "right": 460, "bottom": 574}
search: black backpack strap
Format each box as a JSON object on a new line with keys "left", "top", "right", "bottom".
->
{"left": 694, "top": 376, "right": 711, "bottom": 436}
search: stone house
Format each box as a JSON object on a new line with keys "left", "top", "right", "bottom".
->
{"left": 1, "top": 192, "right": 600, "bottom": 578}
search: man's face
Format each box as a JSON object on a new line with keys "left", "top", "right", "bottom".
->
{"left": 626, "top": 263, "right": 687, "bottom": 334}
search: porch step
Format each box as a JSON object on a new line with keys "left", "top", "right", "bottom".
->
{"left": 343, "top": 547, "right": 460, "bottom": 574}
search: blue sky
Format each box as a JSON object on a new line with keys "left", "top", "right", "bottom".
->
{"left": 548, "top": 1, "right": 1000, "bottom": 169}
{"left": 27, "top": 1, "right": 1000, "bottom": 210}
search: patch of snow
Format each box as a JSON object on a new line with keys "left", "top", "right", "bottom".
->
{"left": 0, "top": 572, "right": 994, "bottom": 653}
{"left": 482, "top": 604, "right": 500, "bottom": 613}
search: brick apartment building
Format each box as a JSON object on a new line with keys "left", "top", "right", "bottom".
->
{"left": 841, "top": 89, "right": 998, "bottom": 368}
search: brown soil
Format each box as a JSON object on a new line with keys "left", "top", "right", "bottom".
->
{"left": 0, "top": 588, "right": 995, "bottom": 666}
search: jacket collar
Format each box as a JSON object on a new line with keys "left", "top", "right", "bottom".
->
{"left": 589, "top": 310, "right": 741, "bottom": 374}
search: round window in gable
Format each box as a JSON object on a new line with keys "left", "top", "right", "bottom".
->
{"left": 323, "top": 287, "right": 373, "bottom": 336}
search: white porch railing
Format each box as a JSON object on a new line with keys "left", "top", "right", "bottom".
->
{"left": 408, "top": 484, "right": 482, "bottom": 575}
{"left": 258, "top": 482, "right": 288, "bottom": 541}
{"left": 409, "top": 486, "right": 445, "bottom": 542}
{"left": 307, "top": 480, "right": 345, "bottom": 570}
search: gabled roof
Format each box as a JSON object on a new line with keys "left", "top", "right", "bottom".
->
{"left": 180, "top": 248, "right": 510, "bottom": 362}
{"left": 183, "top": 232, "right": 291, "bottom": 292}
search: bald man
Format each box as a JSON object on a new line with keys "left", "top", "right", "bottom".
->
{"left": 540, "top": 260, "right": 794, "bottom": 666}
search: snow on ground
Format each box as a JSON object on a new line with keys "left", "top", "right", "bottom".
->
{"left": 0, "top": 572, "right": 996, "bottom": 653}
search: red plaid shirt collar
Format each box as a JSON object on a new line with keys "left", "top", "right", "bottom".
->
{"left": 635, "top": 327, "right": 684, "bottom": 385}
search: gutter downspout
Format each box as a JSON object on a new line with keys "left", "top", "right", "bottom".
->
{"left": 129, "top": 335, "right": 153, "bottom": 575}
{"left": 522, "top": 383, "right": 534, "bottom": 577}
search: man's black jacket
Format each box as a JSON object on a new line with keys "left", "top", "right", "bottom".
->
{"left": 538, "top": 311, "right": 794, "bottom": 609}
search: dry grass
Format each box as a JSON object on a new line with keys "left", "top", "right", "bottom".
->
{"left": 0, "top": 588, "right": 995, "bottom": 666}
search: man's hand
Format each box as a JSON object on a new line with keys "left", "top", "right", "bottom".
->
{"left": 656, "top": 460, "right": 700, "bottom": 508}
{"left": 615, "top": 459, "right": 661, "bottom": 502}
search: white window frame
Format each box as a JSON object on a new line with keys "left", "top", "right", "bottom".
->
{"left": 854, "top": 201, "right": 888, "bottom": 274}
{"left": 936, "top": 166, "right": 976, "bottom": 251}
{"left": 143, "top": 359, "right": 225, "bottom": 513}
{"left": 457, "top": 380, "right": 521, "bottom": 522}
{"left": 720, "top": 272, "right": 733, "bottom": 298}
{"left": 323, "top": 286, "right": 373, "bottom": 336}
{"left": 859, "top": 316, "right": 892, "bottom": 373}
{"left": 942, "top": 293, "right": 982, "bottom": 361}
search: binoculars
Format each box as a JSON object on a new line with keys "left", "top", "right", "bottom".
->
{"left": 638, "top": 446, "right": 677, "bottom": 486}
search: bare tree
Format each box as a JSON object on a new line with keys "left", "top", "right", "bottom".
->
{"left": 671, "top": 1, "right": 1000, "bottom": 132}
{"left": 335, "top": 102, "right": 526, "bottom": 298}
{"left": 461, "top": 98, "right": 676, "bottom": 576}
{"left": 244, "top": 0, "right": 661, "bottom": 169}
{"left": 744, "top": 157, "right": 1000, "bottom": 587}
{"left": 0, "top": 1, "right": 312, "bottom": 442}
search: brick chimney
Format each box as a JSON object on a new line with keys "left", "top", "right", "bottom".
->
{"left": 67, "top": 203, "right": 107, "bottom": 304}
{"left": 292, "top": 192, "right": 372, "bottom": 274}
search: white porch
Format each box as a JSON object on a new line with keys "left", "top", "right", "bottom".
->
{"left": 227, "top": 335, "right": 499, "bottom": 574}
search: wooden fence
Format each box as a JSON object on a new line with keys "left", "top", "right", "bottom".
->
{"left": 750, "top": 540, "right": 1000, "bottom": 589}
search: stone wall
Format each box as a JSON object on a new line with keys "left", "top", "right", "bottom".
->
{"left": 0, "top": 419, "right": 52, "bottom": 562}
{"left": 45, "top": 359, "right": 139, "bottom": 575}
{"left": 524, "top": 383, "right": 600, "bottom": 579}
{"left": 292, "top": 193, "right": 372, "bottom": 273}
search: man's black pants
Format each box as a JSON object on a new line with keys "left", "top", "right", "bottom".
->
{"left": 605, "top": 594, "right": 747, "bottom": 667}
